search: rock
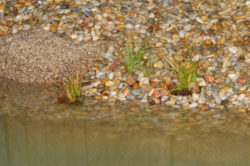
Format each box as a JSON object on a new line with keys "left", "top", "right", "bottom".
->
{"left": 228, "top": 73, "right": 238, "bottom": 81}
{"left": 237, "top": 78, "right": 246, "bottom": 84}
{"left": 153, "top": 61, "right": 164, "bottom": 68}
{"left": 238, "top": 94, "right": 246, "bottom": 100}
{"left": 179, "top": 30, "right": 186, "bottom": 38}
{"left": 141, "top": 84, "right": 153, "bottom": 92}
{"left": 136, "top": 71, "right": 144, "bottom": 81}
{"left": 203, "top": 39, "right": 212, "bottom": 45}
{"left": 105, "top": 81, "right": 115, "bottom": 87}
{"left": 189, "top": 102, "right": 198, "bottom": 108}
{"left": 91, "top": 81, "right": 100, "bottom": 87}
{"left": 96, "top": 71, "right": 106, "bottom": 79}
{"left": 108, "top": 97, "right": 116, "bottom": 103}
{"left": 150, "top": 89, "right": 168, "bottom": 99}
{"left": 188, "top": 82, "right": 200, "bottom": 93}
{"left": 125, "top": 23, "right": 134, "bottom": 29}
{"left": 123, "top": 87, "right": 131, "bottom": 96}
{"left": 192, "top": 54, "right": 201, "bottom": 62}
{"left": 196, "top": 17, "right": 204, "bottom": 24}
{"left": 149, "top": 13, "right": 155, "bottom": 18}
{"left": 192, "top": 93, "right": 200, "bottom": 102}
{"left": 228, "top": 46, "right": 238, "bottom": 54}
{"left": 204, "top": 76, "right": 214, "bottom": 83}
{"left": 126, "top": 75, "right": 136, "bottom": 85}
{"left": 161, "top": 95, "right": 169, "bottom": 102}
{"left": 238, "top": 108, "right": 246, "bottom": 113}
{"left": 109, "top": 91, "right": 117, "bottom": 97}
{"left": 218, "top": 87, "right": 229, "bottom": 97}
{"left": 108, "top": 72, "right": 114, "bottom": 80}
{"left": 133, "top": 82, "right": 140, "bottom": 89}
{"left": 101, "top": 53, "right": 114, "bottom": 60}
{"left": 184, "top": 24, "right": 192, "bottom": 31}
{"left": 139, "top": 77, "right": 150, "bottom": 87}
{"left": 197, "top": 78, "right": 206, "bottom": 87}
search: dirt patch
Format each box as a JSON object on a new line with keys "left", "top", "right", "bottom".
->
{"left": 0, "top": 29, "right": 111, "bottom": 83}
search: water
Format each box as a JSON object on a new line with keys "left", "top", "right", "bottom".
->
{"left": 0, "top": 77, "right": 250, "bottom": 166}
{"left": 1, "top": 116, "right": 249, "bottom": 166}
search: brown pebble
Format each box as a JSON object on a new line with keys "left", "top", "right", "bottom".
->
{"left": 203, "top": 39, "right": 212, "bottom": 45}
{"left": 238, "top": 108, "right": 246, "bottom": 113}
{"left": 133, "top": 82, "right": 140, "bottom": 89}
{"left": 100, "top": 78, "right": 108, "bottom": 84}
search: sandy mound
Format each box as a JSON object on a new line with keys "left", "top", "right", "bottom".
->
{"left": 0, "top": 29, "right": 111, "bottom": 83}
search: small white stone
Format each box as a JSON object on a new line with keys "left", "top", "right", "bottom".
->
{"left": 228, "top": 73, "right": 238, "bottom": 81}
{"left": 161, "top": 95, "right": 169, "bottom": 102}
{"left": 156, "top": 42, "right": 163, "bottom": 47}
{"left": 102, "top": 53, "right": 113, "bottom": 60}
{"left": 91, "top": 81, "right": 100, "bottom": 87}
{"left": 96, "top": 71, "right": 106, "bottom": 79}
{"left": 16, "top": 15, "right": 23, "bottom": 21}
{"left": 125, "top": 23, "right": 134, "bottom": 29}
{"left": 109, "top": 91, "right": 117, "bottom": 97}
{"left": 197, "top": 78, "right": 206, "bottom": 87}
{"left": 184, "top": 24, "right": 192, "bottom": 31}
{"left": 94, "top": 24, "right": 101, "bottom": 29}
{"left": 166, "top": 100, "right": 175, "bottom": 106}
{"left": 149, "top": 13, "right": 155, "bottom": 18}
{"left": 139, "top": 77, "right": 150, "bottom": 87}
{"left": 179, "top": 30, "right": 186, "bottom": 38}
{"left": 192, "top": 54, "right": 201, "bottom": 62}
{"left": 12, "top": 28, "right": 18, "bottom": 34}
{"left": 196, "top": 17, "right": 204, "bottom": 24}
{"left": 102, "top": 96, "right": 109, "bottom": 100}
{"left": 108, "top": 72, "right": 114, "bottom": 80}
{"left": 228, "top": 46, "right": 238, "bottom": 54}
{"left": 139, "top": 29, "right": 147, "bottom": 34}
{"left": 136, "top": 71, "right": 144, "bottom": 81}
{"left": 0, "top": 10, "right": 4, "bottom": 18}
{"left": 238, "top": 94, "right": 246, "bottom": 100}
{"left": 192, "top": 93, "right": 200, "bottom": 102}
{"left": 189, "top": 102, "right": 198, "bottom": 108}
{"left": 92, "top": 35, "right": 99, "bottom": 41}
{"left": 71, "top": 34, "right": 78, "bottom": 40}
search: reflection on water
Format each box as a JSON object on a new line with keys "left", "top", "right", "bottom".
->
{"left": 0, "top": 115, "right": 249, "bottom": 166}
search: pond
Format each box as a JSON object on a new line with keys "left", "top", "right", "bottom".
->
{"left": 0, "top": 77, "right": 249, "bottom": 166}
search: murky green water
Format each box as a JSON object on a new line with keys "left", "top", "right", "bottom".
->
{"left": 0, "top": 77, "right": 250, "bottom": 166}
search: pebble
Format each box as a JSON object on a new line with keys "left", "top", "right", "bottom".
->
{"left": 228, "top": 47, "right": 238, "bottom": 54}
{"left": 153, "top": 61, "right": 163, "bottom": 69}
{"left": 139, "top": 77, "right": 150, "bottom": 87}
{"left": 192, "top": 93, "right": 200, "bottom": 102}
{"left": 184, "top": 24, "right": 192, "bottom": 31}
{"left": 126, "top": 75, "right": 136, "bottom": 86}
{"left": 196, "top": 17, "right": 204, "bottom": 24}
{"left": 108, "top": 72, "right": 114, "bottom": 80}
{"left": 179, "top": 30, "right": 186, "bottom": 38}
{"left": 105, "top": 81, "right": 115, "bottom": 87}
{"left": 189, "top": 102, "right": 198, "bottom": 108}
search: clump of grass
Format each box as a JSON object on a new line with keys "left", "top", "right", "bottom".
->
{"left": 42, "top": 73, "right": 83, "bottom": 103}
{"left": 63, "top": 73, "right": 82, "bottom": 103}
{"left": 165, "top": 42, "right": 199, "bottom": 91}
{"left": 116, "top": 40, "right": 150, "bottom": 75}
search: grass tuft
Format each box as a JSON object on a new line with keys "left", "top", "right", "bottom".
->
{"left": 164, "top": 41, "right": 199, "bottom": 91}
{"left": 64, "top": 73, "right": 82, "bottom": 103}
{"left": 116, "top": 39, "right": 150, "bottom": 75}
{"left": 42, "top": 73, "right": 83, "bottom": 103}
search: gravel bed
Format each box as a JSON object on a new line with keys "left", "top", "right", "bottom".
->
{"left": 0, "top": 0, "right": 249, "bottom": 110}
